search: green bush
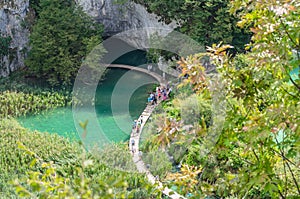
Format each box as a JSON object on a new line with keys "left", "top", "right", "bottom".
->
{"left": 91, "top": 143, "right": 137, "bottom": 172}
{"left": 0, "top": 90, "right": 70, "bottom": 117}
{"left": 168, "top": 144, "right": 187, "bottom": 165}
{"left": 142, "top": 150, "right": 172, "bottom": 179}
{"left": 0, "top": 36, "right": 11, "bottom": 56}
{"left": 0, "top": 118, "right": 82, "bottom": 197}
{"left": 0, "top": 118, "right": 157, "bottom": 198}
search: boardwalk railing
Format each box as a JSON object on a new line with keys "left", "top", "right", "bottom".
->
{"left": 107, "top": 64, "right": 167, "bottom": 86}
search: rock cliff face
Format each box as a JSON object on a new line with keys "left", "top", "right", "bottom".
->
{"left": 0, "top": 0, "right": 30, "bottom": 77}
{"left": 77, "top": 0, "right": 176, "bottom": 49}
{"left": 0, "top": 0, "right": 175, "bottom": 76}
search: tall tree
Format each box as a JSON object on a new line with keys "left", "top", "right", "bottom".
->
{"left": 26, "top": 0, "right": 103, "bottom": 86}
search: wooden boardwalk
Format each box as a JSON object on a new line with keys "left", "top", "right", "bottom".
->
{"left": 129, "top": 100, "right": 186, "bottom": 198}
{"left": 108, "top": 64, "right": 167, "bottom": 86}
{"left": 107, "top": 63, "right": 185, "bottom": 198}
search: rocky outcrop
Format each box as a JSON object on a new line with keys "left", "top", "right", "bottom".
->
{"left": 77, "top": 0, "right": 176, "bottom": 49}
{"left": 0, "top": 0, "right": 175, "bottom": 76}
{"left": 0, "top": 0, "right": 30, "bottom": 77}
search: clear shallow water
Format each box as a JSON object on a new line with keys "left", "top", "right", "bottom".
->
{"left": 290, "top": 67, "right": 299, "bottom": 81}
{"left": 18, "top": 68, "right": 156, "bottom": 144}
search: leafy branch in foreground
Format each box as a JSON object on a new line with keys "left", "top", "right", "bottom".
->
{"left": 14, "top": 143, "right": 129, "bottom": 199}
{"left": 13, "top": 142, "right": 160, "bottom": 199}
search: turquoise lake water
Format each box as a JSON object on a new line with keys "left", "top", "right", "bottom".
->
{"left": 18, "top": 68, "right": 156, "bottom": 145}
{"left": 290, "top": 67, "right": 299, "bottom": 81}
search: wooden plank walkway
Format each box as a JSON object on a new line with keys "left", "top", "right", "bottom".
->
{"left": 98, "top": 63, "right": 213, "bottom": 198}
{"left": 106, "top": 63, "right": 185, "bottom": 198}
{"left": 108, "top": 64, "right": 167, "bottom": 86}
{"left": 129, "top": 103, "right": 186, "bottom": 199}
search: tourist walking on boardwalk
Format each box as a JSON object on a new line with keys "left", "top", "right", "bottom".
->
{"left": 167, "top": 87, "right": 172, "bottom": 96}
{"left": 163, "top": 92, "right": 167, "bottom": 101}
{"left": 157, "top": 87, "right": 162, "bottom": 99}
{"left": 136, "top": 121, "right": 141, "bottom": 134}
{"left": 130, "top": 139, "right": 136, "bottom": 153}
{"left": 148, "top": 95, "right": 152, "bottom": 104}
{"left": 132, "top": 120, "right": 137, "bottom": 129}
{"left": 138, "top": 150, "right": 142, "bottom": 160}
{"left": 155, "top": 175, "right": 159, "bottom": 182}
{"left": 152, "top": 94, "right": 157, "bottom": 105}
{"left": 140, "top": 115, "right": 143, "bottom": 124}
{"left": 150, "top": 92, "right": 154, "bottom": 102}
{"left": 147, "top": 64, "right": 152, "bottom": 72}
{"left": 148, "top": 92, "right": 156, "bottom": 105}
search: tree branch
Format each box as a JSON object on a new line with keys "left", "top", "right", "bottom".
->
{"left": 289, "top": 76, "right": 300, "bottom": 92}
{"left": 281, "top": 85, "right": 299, "bottom": 99}
{"left": 286, "top": 160, "right": 300, "bottom": 195}
{"left": 280, "top": 18, "right": 299, "bottom": 49}
{"left": 230, "top": 151, "right": 254, "bottom": 165}
{"left": 283, "top": 134, "right": 288, "bottom": 198}
{"left": 274, "top": 136, "right": 300, "bottom": 194}
{"left": 252, "top": 149, "right": 260, "bottom": 162}
{"left": 279, "top": 18, "right": 300, "bottom": 92}
{"left": 272, "top": 148, "right": 298, "bottom": 168}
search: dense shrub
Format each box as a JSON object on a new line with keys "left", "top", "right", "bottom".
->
{"left": 0, "top": 118, "right": 157, "bottom": 198}
{"left": 0, "top": 36, "right": 11, "bottom": 57}
{"left": 142, "top": 149, "right": 173, "bottom": 179}
{"left": 0, "top": 118, "right": 82, "bottom": 197}
{"left": 0, "top": 90, "right": 70, "bottom": 117}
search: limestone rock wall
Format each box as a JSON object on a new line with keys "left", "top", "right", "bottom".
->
{"left": 0, "top": 0, "right": 30, "bottom": 77}
{"left": 77, "top": 0, "right": 176, "bottom": 49}
{"left": 0, "top": 0, "right": 175, "bottom": 76}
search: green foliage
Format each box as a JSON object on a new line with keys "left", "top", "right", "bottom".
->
{"left": 0, "top": 118, "right": 157, "bottom": 198}
{"left": 91, "top": 143, "right": 137, "bottom": 172}
{"left": 165, "top": 164, "right": 202, "bottom": 197}
{"left": 0, "top": 75, "right": 73, "bottom": 117}
{"left": 167, "top": 42, "right": 299, "bottom": 197}
{"left": 26, "top": 0, "right": 104, "bottom": 86}
{"left": 230, "top": 0, "right": 300, "bottom": 89}
{"left": 13, "top": 144, "right": 158, "bottom": 199}
{"left": 13, "top": 155, "right": 156, "bottom": 199}
{"left": 134, "top": 0, "right": 251, "bottom": 53}
{"left": 142, "top": 149, "right": 173, "bottom": 179}
{"left": 0, "top": 36, "right": 12, "bottom": 57}
{"left": 141, "top": 89, "right": 212, "bottom": 155}
{"left": 0, "top": 118, "right": 82, "bottom": 197}
{"left": 29, "top": 0, "right": 41, "bottom": 12}
{"left": 140, "top": 1, "right": 300, "bottom": 197}
{"left": 0, "top": 90, "right": 70, "bottom": 117}
{"left": 168, "top": 143, "right": 187, "bottom": 165}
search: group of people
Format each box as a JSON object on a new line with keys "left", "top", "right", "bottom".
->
{"left": 147, "top": 85, "right": 172, "bottom": 105}
{"left": 130, "top": 84, "right": 173, "bottom": 155}
{"left": 130, "top": 115, "right": 143, "bottom": 154}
